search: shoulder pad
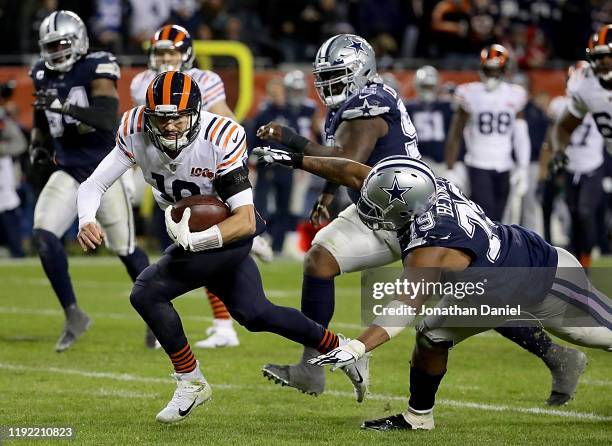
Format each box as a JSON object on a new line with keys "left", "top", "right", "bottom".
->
{"left": 29, "top": 59, "right": 46, "bottom": 82}
{"left": 341, "top": 86, "right": 392, "bottom": 120}
{"left": 86, "top": 51, "right": 118, "bottom": 62}
{"left": 86, "top": 52, "right": 120, "bottom": 79}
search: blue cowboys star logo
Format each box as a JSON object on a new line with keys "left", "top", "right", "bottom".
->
{"left": 381, "top": 176, "right": 412, "bottom": 205}
{"left": 360, "top": 98, "right": 373, "bottom": 116}
{"left": 345, "top": 38, "right": 368, "bottom": 57}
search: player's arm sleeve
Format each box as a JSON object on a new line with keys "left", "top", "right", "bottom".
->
{"left": 566, "top": 73, "right": 588, "bottom": 119}
{"left": 64, "top": 95, "right": 119, "bottom": 133}
{"left": 77, "top": 146, "right": 134, "bottom": 228}
{"left": 214, "top": 125, "right": 252, "bottom": 211}
{"left": 201, "top": 72, "right": 227, "bottom": 111}
{"left": 513, "top": 118, "right": 531, "bottom": 167}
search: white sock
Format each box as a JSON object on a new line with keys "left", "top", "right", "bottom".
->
{"left": 213, "top": 318, "right": 233, "bottom": 329}
{"left": 179, "top": 361, "right": 205, "bottom": 381}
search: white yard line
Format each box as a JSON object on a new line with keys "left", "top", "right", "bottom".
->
{"left": 0, "top": 362, "right": 609, "bottom": 422}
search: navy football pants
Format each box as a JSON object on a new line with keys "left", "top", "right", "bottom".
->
{"left": 130, "top": 240, "right": 327, "bottom": 354}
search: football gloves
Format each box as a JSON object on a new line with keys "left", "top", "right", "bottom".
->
{"left": 252, "top": 146, "right": 303, "bottom": 168}
{"left": 29, "top": 145, "right": 53, "bottom": 168}
{"left": 33, "top": 90, "right": 69, "bottom": 114}
{"left": 165, "top": 206, "right": 192, "bottom": 250}
{"left": 548, "top": 151, "right": 568, "bottom": 176}
{"left": 307, "top": 339, "right": 366, "bottom": 371}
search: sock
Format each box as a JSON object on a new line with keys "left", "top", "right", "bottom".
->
{"left": 118, "top": 247, "right": 150, "bottom": 282}
{"left": 495, "top": 326, "right": 552, "bottom": 358}
{"left": 207, "top": 289, "right": 231, "bottom": 319}
{"left": 579, "top": 253, "right": 592, "bottom": 269}
{"left": 181, "top": 362, "right": 204, "bottom": 381}
{"left": 316, "top": 328, "right": 339, "bottom": 354}
{"left": 170, "top": 344, "right": 197, "bottom": 374}
{"left": 32, "top": 229, "right": 77, "bottom": 309}
{"left": 213, "top": 318, "right": 233, "bottom": 329}
{"left": 408, "top": 365, "right": 445, "bottom": 412}
{"left": 301, "top": 274, "right": 335, "bottom": 327}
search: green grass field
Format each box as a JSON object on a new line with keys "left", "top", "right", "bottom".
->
{"left": 0, "top": 257, "right": 610, "bottom": 445}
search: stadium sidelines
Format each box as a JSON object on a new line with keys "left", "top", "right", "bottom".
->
{"left": 0, "top": 362, "right": 609, "bottom": 422}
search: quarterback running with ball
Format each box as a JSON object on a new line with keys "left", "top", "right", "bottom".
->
{"left": 76, "top": 71, "right": 368, "bottom": 423}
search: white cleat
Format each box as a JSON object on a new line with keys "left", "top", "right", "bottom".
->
{"left": 250, "top": 235, "right": 274, "bottom": 263}
{"left": 156, "top": 367, "right": 212, "bottom": 423}
{"left": 194, "top": 326, "right": 240, "bottom": 349}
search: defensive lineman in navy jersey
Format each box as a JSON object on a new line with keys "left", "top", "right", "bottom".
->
{"left": 28, "top": 11, "right": 150, "bottom": 352}
{"left": 254, "top": 148, "right": 612, "bottom": 431}
{"left": 256, "top": 34, "right": 582, "bottom": 406}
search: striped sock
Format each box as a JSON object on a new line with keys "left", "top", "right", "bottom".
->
{"left": 170, "top": 344, "right": 197, "bottom": 374}
{"left": 207, "top": 289, "right": 230, "bottom": 319}
{"left": 316, "top": 329, "right": 339, "bottom": 354}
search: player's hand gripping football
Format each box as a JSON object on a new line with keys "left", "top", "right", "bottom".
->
{"left": 252, "top": 146, "right": 303, "bottom": 168}
{"left": 308, "top": 339, "right": 366, "bottom": 371}
{"left": 164, "top": 206, "right": 192, "bottom": 250}
{"left": 77, "top": 222, "right": 105, "bottom": 252}
{"left": 256, "top": 122, "right": 284, "bottom": 142}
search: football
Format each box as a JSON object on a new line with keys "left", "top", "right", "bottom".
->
{"left": 170, "top": 195, "right": 231, "bottom": 232}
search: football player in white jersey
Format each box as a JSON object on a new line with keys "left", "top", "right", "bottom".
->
{"left": 445, "top": 44, "right": 531, "bottom": 222}
{"left": 553, "top": 24, "right": 612, "bottom": 160}
{"left": 130, "top": 24, "right": 270, "bottom": 349}
{"left": 545, "top": 62, "right": 605, "bottom": 269}
{"left": 75, "top": 71, "right": 368, "bottom": 423}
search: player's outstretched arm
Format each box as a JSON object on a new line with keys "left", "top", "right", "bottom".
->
{"left": 552, "top": 109, "right": 582, "bottom": 154}
{"left": 77, "top": 147, "right": 133, "bottom": 250}
{"left": 253, "top": 147, "right": 371, "bottom": 190}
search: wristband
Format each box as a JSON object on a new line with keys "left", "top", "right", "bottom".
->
{"left": 189, "top": 225, "right": 223, "bottom": 251}
{"left": 279, "top": 126, "right": 310, "bottom": 153}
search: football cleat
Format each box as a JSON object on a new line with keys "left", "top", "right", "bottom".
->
{"left": 156, "top": 367, "right": 212, "bottom": 423}
{"left": 543, "top": 345, "right": 588, "bottom": 406}
{"left": 55, "top": 305, "right": 92, "bottom": 352}
{"left": 194, "top": 326, "right": 239, "bottom": 349}
{"left": 262, "top": 347, "right": 325, "bottom": 396}
{"left": 361, "top": 410, "right": 434, "bottom": 431}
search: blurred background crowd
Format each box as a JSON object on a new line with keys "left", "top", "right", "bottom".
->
{"left": 0, "top": 0, "right": 611, "bottom": 260}
{"left": 0, "top": 0, "right": 609, "bottom": 67}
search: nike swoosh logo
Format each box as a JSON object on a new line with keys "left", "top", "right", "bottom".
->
{"left": 358, "top": 93, "right": 372, "bottom": 99}
{"left": 178, "top": 399, "right": 198, "bottom": 417}
{"left": 232, "top": 132, "right": 239, "bottom": 143}
{"left": 353, "top": 366, "right": 364, "bottom": 384}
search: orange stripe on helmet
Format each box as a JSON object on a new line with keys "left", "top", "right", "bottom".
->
{"left": 162, "top": 71, "right": 175, "bottom": 105}
{"left": 173, "top": 30, "right": 186, "bottom": 44}
{"left": 489, "top": 47, "right": 497, "bottom": 59}
{"left": 598, "top": 25, "right": 610, "bottom": 46}
{"left": 178, "top": 74, "right": 192, "bottom": 111}
{"left": 161, "top": 25, "right": 172, "bottom": 41}
{"left": 147, "top": 82, "right": 155, "bottom": 108}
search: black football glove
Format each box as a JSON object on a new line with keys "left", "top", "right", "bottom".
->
{"left": 548, "top": 151, "right": 568, "bottom": 177}
{"left": 33, "top": 90, "right": 69, "bottom": 113}
{"left": 252, "top": 146, "right": 303, "bottom": 168}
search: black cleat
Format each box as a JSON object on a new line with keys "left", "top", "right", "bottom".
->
{"left": 362, "top": 411, "right": 434, "bottom": 431}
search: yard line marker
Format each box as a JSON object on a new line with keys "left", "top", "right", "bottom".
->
{"left": 0, "top": 362, "right": 609, "bottom": 422}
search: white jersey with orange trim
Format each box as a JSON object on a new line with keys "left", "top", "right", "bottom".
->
{"left": 454, "top": 81, "right": 528, "bottom": 171}
{"left": 548, "top": 95, "right": 604, "bottom": 173}
{"left": 76, "top": 107, "right": 248, "bottom": 226}
{"left": 130, "top": 68, "right": 227, "bottom": 111}
{"left": 567, "top": 64, "right": 612, "bottom": 153}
